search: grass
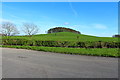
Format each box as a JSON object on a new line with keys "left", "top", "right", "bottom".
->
{"left": 2, "top": 32, "right": 119, "bottom": 48}
{"left": 2, "top": 32, "right": 118, "bottom": 42}
{"left": 1, "top": 32, "right": 119, "bottom": 57}
{"left": 1, "top": 45, "right": 119, "bottom": 57}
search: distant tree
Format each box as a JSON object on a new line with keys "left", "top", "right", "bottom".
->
{"left": 0, "top": 22, "right": 19, "bottom": 36}
{"left": 112, "top": 34, "right": 120, "bottom": 37}
{"left": 47, "top": 27, "right": 81, "bottom": 34}
{"left": 22, "top": 23, "right": 39, "bottom": 36}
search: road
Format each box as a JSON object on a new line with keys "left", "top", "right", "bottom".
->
{"left": 1, "top": 48, "right": 118, "bottom": 78}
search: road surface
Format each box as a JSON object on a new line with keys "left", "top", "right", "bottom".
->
{"left": 1, "top": 48, "right": 118, "bottom": 78}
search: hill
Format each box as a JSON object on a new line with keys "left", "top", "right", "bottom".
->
{"left": 1, "top": 32, "right": 119, "bottom": 57}
{"left": 1, "top": 32, "right": 119, "bottom": 49}
{"left": 3, "top": 32, "right": 118, "bottom": 42}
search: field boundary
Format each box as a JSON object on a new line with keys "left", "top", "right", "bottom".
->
{"left": 1, "top": 45, "right": 119, "bottom": 57}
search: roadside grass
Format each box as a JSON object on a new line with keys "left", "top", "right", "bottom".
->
{"left": 1, "top": 45, "right": 119, "bottom": 57}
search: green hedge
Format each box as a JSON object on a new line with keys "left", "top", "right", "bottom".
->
{"left": 1, "top": 39, "right": 120, "bottom": 48}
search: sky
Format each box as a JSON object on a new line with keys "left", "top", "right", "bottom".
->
{"left": 1, "top": 2, "right": 118, "bottom": 37}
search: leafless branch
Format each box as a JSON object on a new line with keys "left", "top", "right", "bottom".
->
{"left": 22, "top": 23, "right": 39, "bottom": 36}
{"left": 0, "top": 22, "right": 19, "bottom": 36}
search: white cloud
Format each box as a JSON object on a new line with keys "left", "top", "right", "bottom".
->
{"left": 92, "top": 24, "right": 107, "bottom": 29}
{"left": 67, "top": 23, "right": 110, "bottom": 37}
{"left": 10, "top": 15, "right": 21, "bottom": 19}
{"left": 72, "top": 24, "right": 108, "bottom": 30}
{"left": 0, "top": 18, "right": 13, "bottom": 23}
{"left": 64, "top": 22, "right": 69, "bottom": 25}
{"left": 72, "top": 24, "right": 89, "bottom": 28}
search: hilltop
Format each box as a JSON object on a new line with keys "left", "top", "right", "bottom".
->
{"left": 33, "top": 32, "right": 118, "bottom": 42}
{"left": 47, "top": 27, "right": 80, "bottom": 34}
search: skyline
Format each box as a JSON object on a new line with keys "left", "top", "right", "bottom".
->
{"left": 1, "top": 2, "right": 118, "bottom": 37}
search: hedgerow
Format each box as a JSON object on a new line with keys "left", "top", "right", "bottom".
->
{"left": 1, "top": 39, "right": 120, "bottom": 48}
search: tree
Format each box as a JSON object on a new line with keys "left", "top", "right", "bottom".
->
{"left": 22, "top": 23, "right": 39, "bottom": 36}
{"left": 47, "top": 27, "right": 81, "bottom": 34}
{"left": 0, "top": 22, "right": 19, "bottom": 36}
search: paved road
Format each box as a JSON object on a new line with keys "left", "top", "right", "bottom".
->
{"left": 1, "top": 48, "right": 118, "bottom": 78}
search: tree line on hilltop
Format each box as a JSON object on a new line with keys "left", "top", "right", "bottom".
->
{"left": 47, "top": 27, "right": 80, "bottom": 34}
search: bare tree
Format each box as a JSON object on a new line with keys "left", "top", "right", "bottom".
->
{"left": 22, "top": 23, "right": 39, "bottom": 36}
{"left": 0, "top": 22, "right": 19, "bottom": 36}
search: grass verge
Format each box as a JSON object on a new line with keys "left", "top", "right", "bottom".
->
{"left": 1, "top": 45, "right": 119, "bottom": 57}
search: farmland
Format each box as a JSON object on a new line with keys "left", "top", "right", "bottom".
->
{"left": 1, "top": 32, "right": 119, "bottom": 57}
{"left": 2, "top": 32, "right": 118, "bottom": 42}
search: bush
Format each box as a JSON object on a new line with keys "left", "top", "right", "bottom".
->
{"left": 1, "top": 39, "right": 119, "bottom": 48}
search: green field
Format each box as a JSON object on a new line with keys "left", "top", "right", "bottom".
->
{"left": 1, "top": 32, "right": 119, "bottom": 48}
{"left": 2, "top": 32, "right": 118, "bottom": 42}
{"left": 1, "top": 32, "right": 119, "bottom": 57}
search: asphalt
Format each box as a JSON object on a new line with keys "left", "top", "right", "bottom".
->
{"left": 1, "top": 48, "right": 118, "bottom": 78}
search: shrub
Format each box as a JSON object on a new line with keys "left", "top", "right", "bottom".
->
{"left": 1, "top": 39, "right": 119, "bottom": 48}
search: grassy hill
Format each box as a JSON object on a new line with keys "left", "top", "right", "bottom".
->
{"left": 1, "top": 32, "right": 119, "bottom": 57}
{"left": 2, "top": 32, "right": 118, "bottom": 42}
